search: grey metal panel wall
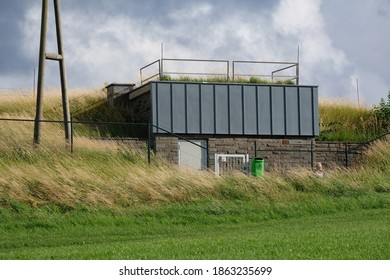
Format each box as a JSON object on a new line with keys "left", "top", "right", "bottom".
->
{"left": 286, "top": 87, "right": 299, "bottom": 135}
{"left": 230, "top": 85, "right": 243, "bottom": 134}
{"left": 299, "top": 87, "right": 314, "bottom": 136}
{"left": 200, "top": 84, "right": 214, "bottom": 134}
{"left": 158, "top": 83, "right": 172, "bottom": 132}
{"left": 186, "top": 84, "right": 201, "bottom": 134}
{"left": 151, "top": 81, "right": 319, "bottom": 137}
{"left": 215, "top": 85, "right": 229, "bottom": 134}
{"left": 172, "top": 83, "right": 186, "bottom": 133}
{"left": 257, "top": 86, "right": 272, "bottom": 135}
{"left": 271, "top": 86, "right": 285, "bottom": 135}
{"left": 151, "top": 83, "right": 157, "bottom": 132}
{"left": 243, "top": 86, "right": 257, "bottom": 134}
{"left": 313, "top": 87, "right": 320, "bottom": 136}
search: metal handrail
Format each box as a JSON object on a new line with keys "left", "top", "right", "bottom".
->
{"left": 271, "top": 64, "right": 298, "bottom": 83}
{"left": 140, "top": 58, "right": 229, "bottom": 84}
{"left": 161, "top": 58, "right": 229, "bottom": 81}
{"left": 232, "top": 60, "right": 299, "bottom": 84}
{"left": 349, "top": 131, "right": 390, "bottom": 151}
{"left": 140, "top": 59, "right": 160, "bottom": 85}
{"left": 140, "top": 58, "right": 300, "bottom": 85}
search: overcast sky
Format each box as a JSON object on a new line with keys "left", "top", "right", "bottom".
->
{"left": 0, "top": 0, "right": 389, "bottom": 106}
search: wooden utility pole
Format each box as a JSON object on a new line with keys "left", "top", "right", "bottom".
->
{"left": 34, "top": 0, "right": 71, "bottom": 144}
{"left": 356, "top": 78, "right": 360, "bottom": 108}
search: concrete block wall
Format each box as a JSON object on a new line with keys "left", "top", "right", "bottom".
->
{"left": 154, "top": 135, "right": 367, "bottom": 173}
{"left": 154, "top": 136, "right": 178, "bottom": 163}
{"left": 209, "top": 137, "right": 313, "bottom": 172}
{"left": 105, "top": 83, "right": 134, "bottom": 109}
{"left": 127, "top": 92, "right": 151, "bottom": 123}
{"left": 118, "top": 138, "right": 149, "bottom": 150}
{"left": 315, "top": 142, "right": 365, "bottom": 168}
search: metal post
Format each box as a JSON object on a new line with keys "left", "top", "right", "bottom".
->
{"left": 310, "top": 139, "right": 314, "bottom": 170}
{"left": 160, "top": 42, "right": 164, "bottom": 80}
{"left": 70, "top": 118, "right": 74, "bottom": 154}
{"left": 54, "top": 0, "right": 71, "bottom": 142}
{"left": 147, "top": 123, "right": 151, "bottom": 165}
{"left": 226, "top": 61, "right": 230, "bottom": 82}
{"left": 232, "top": 61, "right": 235, "bottom": 81}
{"left": 33, "top": 0, "right": 48, "bottom": 144}
{"left": 296, "top": 46, "right": 300, "bottom": 85}
{"left": 254, "top": 141, "right": 257, "bottom": 158}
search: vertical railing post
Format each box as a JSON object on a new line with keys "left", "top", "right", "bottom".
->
{"left": 232, "top": 61, "right": 235, "bottom": 81}
{"left": 296, "top": 46, "right": 300, "bottom": 85}
{"left": 226, "top": 61, "right": 230, "bottom": 82}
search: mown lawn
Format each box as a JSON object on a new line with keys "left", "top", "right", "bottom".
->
{"left": 1, "top": 202, "right": 389, "bottom": 260}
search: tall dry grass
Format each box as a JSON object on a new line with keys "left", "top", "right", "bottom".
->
{"left": 0, "top": 91, "right": 389, "bottom": 210}
{"left": 318, "top": 99, "right": 380, "bottom": 141}
{"left": 0, "top": 88, "right": 107, "bottom": 120}
{"left": 1, "top": 136, "right": 389, "bottom": 209}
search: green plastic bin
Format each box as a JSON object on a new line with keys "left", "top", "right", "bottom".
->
{"left": 252, "top": 157, "right": 264, "bottom": 177}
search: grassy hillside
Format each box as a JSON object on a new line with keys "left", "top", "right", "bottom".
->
{"left": 0, "top": 88, "right": 389, "bottom": 210}
{"left": 0, "top": 94, "right": 389, "bottom": 210}
{"left": 0, "top": 88, "right": 125, "bottom": 122}
{"left": 318, "top": 99, "right": 385, "bottom": 141}
{"left": 0, "top": 88, "right": 389, "bottom": 259}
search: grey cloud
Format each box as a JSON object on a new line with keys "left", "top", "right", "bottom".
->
{"left": 0, "top": 0, "right": 35, "bottom": 75}
{"left": 1, "top": 0, "right": 388, "bottom": 105}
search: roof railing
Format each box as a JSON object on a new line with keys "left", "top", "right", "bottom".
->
{"left": 140, "top": 58, "right": 299, "bottom": 85}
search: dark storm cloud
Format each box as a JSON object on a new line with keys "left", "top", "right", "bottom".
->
{"left": 1, "top": 0, "right": 388, "bottom": 104}
{"left": 0, "top": 0, "right": 35, "bottom": 75}
{"left": 60, "top": 0, "right": 277, "bottom": 30}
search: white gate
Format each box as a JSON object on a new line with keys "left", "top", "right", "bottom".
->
{"left": 214, "top": 154, "right": 249, "bottom": 176}
{"left": 178, "top": 140, "right": 207, "bottom": 170}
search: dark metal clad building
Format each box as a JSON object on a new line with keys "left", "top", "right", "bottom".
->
{"left": 150, "top": 81, "right": 319, "bottom": 137}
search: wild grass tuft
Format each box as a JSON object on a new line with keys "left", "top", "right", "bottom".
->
{"left": 160, "top": 75, "right": 295, "bottom": 85}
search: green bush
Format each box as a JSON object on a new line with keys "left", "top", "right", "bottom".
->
{"left": 372, "top": 91, "right": 390, "bottom": 132}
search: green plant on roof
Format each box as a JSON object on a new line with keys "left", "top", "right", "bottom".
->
{"left": 160, "top": 75, "right": 295, "bottom": 84}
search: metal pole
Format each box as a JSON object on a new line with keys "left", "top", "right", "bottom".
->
{"left": 232, "top": 61, "right": 235, "bottom": 81}
{"left": 296, "top": 46, "right": 300, "bottom": 85}
{"left": 34, "top": 0, "right": 48, "bottom": 144}
{"left": 254, "top": 141, "right": 257, "bottom": 158}
{"left": 310, "top": 139, "right": 314, "bottom": 170}
{"left": 226, "top": 61, "right": 229, "bottom": 82}
{"left": 148, "top": 123, "right": 151, "bottom": 165}
{"left": 54, "top": 0, "right": 71, "bottom": 142}
{"left": 356, "top": 78, "right": 360, "bottom": 108}
{"left": 70, "top": 118, "right": 74, "bottom": 154}
{"left": 160, "top": 42, "right": 164, "bottom": 79}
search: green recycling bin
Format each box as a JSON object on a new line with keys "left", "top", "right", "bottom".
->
{"left": 252, "top": 157, "right": 264, "bottom": 177}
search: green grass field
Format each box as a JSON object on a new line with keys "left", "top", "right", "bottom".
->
{"left": 1, "top": 201, "right": 389, "bottom": 260}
